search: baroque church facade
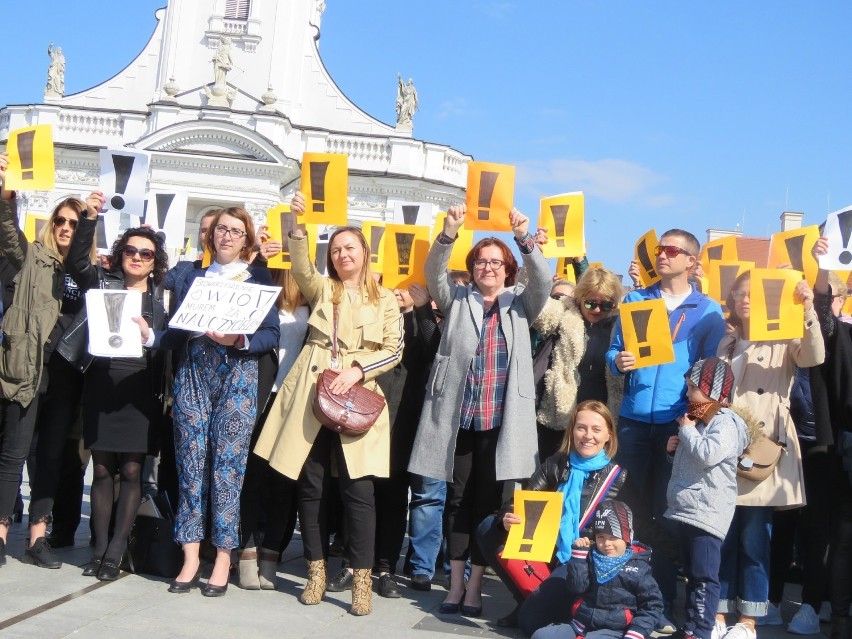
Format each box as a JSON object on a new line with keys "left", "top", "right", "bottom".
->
{"left": 0, "top": 0, "right": 470, "bottom": 251}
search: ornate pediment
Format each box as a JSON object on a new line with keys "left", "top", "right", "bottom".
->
{"left": 136, "top": 122, "right": 282, "bottom": 162}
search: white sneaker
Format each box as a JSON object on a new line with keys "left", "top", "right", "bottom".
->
{"left": 723, "top": 622, "right": 757, "bottom": 639}
{"left": 711, "top": 619, "right": 728, "bottom": 639}
{"left": 787, "top": 603, "right": 821, "bottom": 635}
{"left": 756, "top": 603, "right": 784, "bottom": 627}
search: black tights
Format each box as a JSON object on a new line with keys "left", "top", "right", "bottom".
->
{"left": 91, "top": 451, "right": 144, "bottom": 562}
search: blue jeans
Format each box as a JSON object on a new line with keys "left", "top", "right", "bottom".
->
{"left": 615, "top": 415, "right": 679, "bottom": 602}
{"left": 408, "top": 474, "right": 446, "bottom": 578}
{"left": 718, "top": 505, "right": 772, "bottom": 617}
{"left": 678, "top": 522, "right": 722, "bottom": 639}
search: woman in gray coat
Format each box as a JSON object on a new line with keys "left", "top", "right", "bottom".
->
{"left": 408, "top": 203, "right": 551, "bottom": 617}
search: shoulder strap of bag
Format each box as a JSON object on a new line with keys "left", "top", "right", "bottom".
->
{"left": 578, "top": 465, "right": 623, "bottom": 531}
{"left": 330, "top": 304, "right": 339, "bottom": 368}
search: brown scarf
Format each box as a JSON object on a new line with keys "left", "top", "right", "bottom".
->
{"left": 686, "top": 400, "right": 727, "bottom": 423}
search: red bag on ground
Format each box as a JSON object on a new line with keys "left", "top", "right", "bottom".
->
{"left": 496, "top": 552, "right": 552, "bottom": 598}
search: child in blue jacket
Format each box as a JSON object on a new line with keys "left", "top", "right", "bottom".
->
{"left": 532, "top": 500, "right": 663, "bottom": 639}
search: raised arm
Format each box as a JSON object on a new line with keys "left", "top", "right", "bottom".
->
{"left": 287, "top": 192, "right": 326, "bottom": 307}
{"left": 424, "top": 204, "right": 464, "bottom": 314}
{"left": 65, "top": 192, "right": 106, "bottom": 290}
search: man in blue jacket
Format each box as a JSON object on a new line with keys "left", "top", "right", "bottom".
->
{"left": 607, "top": 229, "right": 726, "bottom": 633}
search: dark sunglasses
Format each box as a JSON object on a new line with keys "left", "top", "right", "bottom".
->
{"left": 53, "top": 216, "right": 78, "bottom": 230}
{"left": 583, "top": 300, "right": 615, "bottom": 312}
{"left": 123, "top": 246, "right": 156, "bottom": 261}
{"left": 655, "top": 244, "right": 691, "bottom": 258}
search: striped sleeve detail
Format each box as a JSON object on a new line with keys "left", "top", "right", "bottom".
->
{"left": 360, "top": 313, "right": 404, "bottom": 373}
{"left": 571, "top": 548, "right": 589, "bottom": 560}
{"left": 571, "top": 619, "right": 586, "bottom": 635}
{"left": 624, "top": 629, "right": 644, "bottom": 639}
{"left": 578, "top": 465, "right": 623, "bottom": 531}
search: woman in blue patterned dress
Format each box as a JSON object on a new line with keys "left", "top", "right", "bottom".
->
{"left": 141, "top": 207, "right": 279, "bottom": 597}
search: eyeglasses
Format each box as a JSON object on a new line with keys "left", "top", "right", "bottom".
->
{"left": 214, "top": 224, "right": 247, "bottom": 240}
{"left": 122, "top": 246, "right": 155, "bottom": 261}
{"left": 730, "top": 290, "right": 749, "bottom": 301}
{"left": 53, "top": 216, "right": 78, "bottom": 230}
{"left": 655, "top": 244, "right": 691, "bottom": 258}
{"left": 473, "top": 259, "right": 505, "bottom": 270}
{"left": 583, "top": 300, "right": 615, "bottom": 312}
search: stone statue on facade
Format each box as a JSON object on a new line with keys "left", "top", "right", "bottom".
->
{"left": 45, "top": 42, "right": 65, "bottom": 98}
{"left": 396, "top": 74, "right": 418, "bottom": 130}
{"left": 205, "top": 36, "right": 237, "bottom": 107}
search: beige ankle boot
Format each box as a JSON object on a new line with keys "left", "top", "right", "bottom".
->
{"left": 257, "top": 548, "right": 278, "bottom": 591}
{"left": 349, "top": 568, "right": 373, "bottom": 616}
{"left": 237, "top": 549, "right": 260, "bottom": 590}
{"left": 299, "top": 559, "right": 326, "bottom": 605}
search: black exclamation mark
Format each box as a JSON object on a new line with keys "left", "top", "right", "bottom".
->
{"left": 369, "top": 226, "right": 384, "bottom": 265}
{"left": 637, "top": 242, "right": 657, "bottom": 280}
{"left": 719, "top": 265, "right": 740, "bottom": 313}
{"left": 96, "top": 215, "right": 109, "bottom": 250}
{"left": 310, "top": 162, "right": 330, "bottom": 213}
{"left": 279, "top": 212, "right": 291, "bottom": 265}
{"left": 632, "top": 309, "right": 653, "bottom": 358}
{"left": 111, "top": 155, "right": 135, "bottom": 210}
{"left": 402, "top": 205, "right": 420, "bottom": 225}
{"left": 838, "top": 211, "right": 852, "bottom": 265}
{"left": 156, "top": 194, "right": 175, "bottom": 229}
{"left": 477, "top": 171, "right": 499, "bottom": 221}
{"left": 104, "top": 292, "right": 126, "bottom": 349}
{"left": 396, "top": 233, "right": 414, "bottom": 275}
{"left": 763, "top": 280, "right": 784, "bottom": 331}
{"left": 784, "top": 235, "right": 805, "bottom": 272}
{"left": 550, "top": 205, "right": 570, "bottom": 248}
{"left": 17, "top": 131, "right": 36, "bottom": 181}
{"left": 518, "top": 500, "right": 548, "bottom": 553}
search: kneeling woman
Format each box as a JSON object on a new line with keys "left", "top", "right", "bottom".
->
{"left": 60, "top": 194, "right": 168, "bottom": 579}
{"left": 476, "top": 400, "right": 626, "bottom": 634}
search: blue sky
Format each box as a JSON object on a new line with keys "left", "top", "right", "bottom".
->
{"left": 6, "top": 1, "right": 852, "bottom": 275}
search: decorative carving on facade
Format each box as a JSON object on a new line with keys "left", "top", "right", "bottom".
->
{"left": 162, "top": 77, "right": 180, "bottom": 102}
{"left": 205, "top": 36, "right": 237, "bottom": 107}
{"left": 151, "top": 130, "right": 276, "bottom": 161}
{"left": 58, "top": 111, "right": 123, "bottom": 137}
{"left": 326, "top": 136, "right": 391, "bottom": 164}
{"left": 395, "top": 74, "right": 418, "bottom": 131}
{"left": 56, "top": 169, "right": 99, "bottom": 185}
{"left": 260, "top": 85, "right": 278, "bottom": 111}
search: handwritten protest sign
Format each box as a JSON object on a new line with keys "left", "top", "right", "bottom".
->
{"left": 501, "top": 490, "right": 563, "bottom": 562}
{"left": 169, "top": 278, "right": 281, "bottom": 335}
{"left": 86, "top": 289, "right": 143, "bottom": 358}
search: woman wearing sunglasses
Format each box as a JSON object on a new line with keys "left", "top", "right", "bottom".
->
{"left": 0, "top": 153, "right": 99, "bottom": 568}
{"left": 531, "top": 266, "right": 625, "bottom": 461}
{"left": 57, "top": 191, "right": 169, "bottom": 580}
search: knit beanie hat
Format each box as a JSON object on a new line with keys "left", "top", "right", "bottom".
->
{"left": 686, "top": 356, "right": 735, "bottom": 404}
{"left": 593, "top": 499, "right": 633, "bottom": 544}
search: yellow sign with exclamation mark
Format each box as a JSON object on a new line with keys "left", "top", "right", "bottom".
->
{"left": 537, "top": 192, "right": 585, "bottom": 258}
{"left": 362, "top": 221, "right": 387, "bottom": 274}
{"left": 464, "top": 161, "right": 515, "bottom": 232}
{"left": 620, "top": 298, "right": 674, "bottom": 368}
{"left": 5, "top": 125, "right": 55, "bottom": 191}
{"left": 300, "top": 153, "right": 348, "bottom": 226}
{"left": 500, "top": 490, "right": 563, "bottom": 562}
{"left": 382, "top": 223, "right": 430, "bottom": 289}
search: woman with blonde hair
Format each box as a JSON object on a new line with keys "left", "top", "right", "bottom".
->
{"left": 532, "top": 266, "right": 625, "bottom": 459}
{"left": 0, "top": 153, "right": 97, "bottom": 567}
{"left": 255, "top": 193, "right": 403, "bottom": 616}
{"left": 141, "top": 207, "right": 280, "bottom": 596}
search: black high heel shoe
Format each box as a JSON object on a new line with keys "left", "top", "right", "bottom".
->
{"left": 82, "top": 558, "right": 103, "bottom": 577}
{"left": 168, "top": 569, "right": 200, "bottom": 594}
{"left": 96, "top": 558, "right": 122, "bottom": 581}
{"left": 201, "top": 580, "right": 229, "bottom": 597}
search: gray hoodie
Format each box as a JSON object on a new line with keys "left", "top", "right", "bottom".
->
{"left": 665, "top": 407, "right": 750, "bottom": 540}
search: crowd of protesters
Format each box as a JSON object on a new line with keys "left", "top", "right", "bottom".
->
{"left": 0, "top": 153, "right": 850, "bottom": 639}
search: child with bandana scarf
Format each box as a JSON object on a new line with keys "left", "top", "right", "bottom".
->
{"left": 664, "top": 357, "right": 750, "bottom": 639}
{"left": 532, "top": 499, "right": 663, "bottom": 639}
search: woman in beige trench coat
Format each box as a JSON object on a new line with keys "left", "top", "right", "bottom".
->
{"left": 254, "top": 193, "right": 403, "bottom": 616}
{"left": 713, "top": 271, "right": 824, "bottom": 639}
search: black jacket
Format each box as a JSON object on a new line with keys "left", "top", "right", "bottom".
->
{"left": 501, "top": 452, "right": 627, "bottom": 535}
{"left": 566, "top": 542, "right": 663, "bottom": 639}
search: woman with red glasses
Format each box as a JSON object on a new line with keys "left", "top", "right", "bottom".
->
{"left": 58, "top": 192, "right": 169, "bottom": 580}
{"left": 531, "top": 266, "right": 625, "bottom": 461}
{"left": 0, "top": 152, "right": 98, "bottom": 568}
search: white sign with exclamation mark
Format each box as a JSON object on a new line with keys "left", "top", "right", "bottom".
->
{"left": 819, "top": 205, "right": 852, "bottom": 270}
{"left": 85, "top": 289, "right": 143, "bottom": 358}
{"left": 98, "top": 149, "right": 150, "bottom": 246}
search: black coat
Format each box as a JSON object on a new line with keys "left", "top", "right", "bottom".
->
{"left": 566, "top": 542, "right": 663, "bottom": 639}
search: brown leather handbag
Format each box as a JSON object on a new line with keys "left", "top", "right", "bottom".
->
{"left": 312, "top": 305, "right": 386, "bottom": 437}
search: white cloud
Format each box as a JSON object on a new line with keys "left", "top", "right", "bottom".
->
{"left": 516, "top": 158, "right": 675, "bottom": 207}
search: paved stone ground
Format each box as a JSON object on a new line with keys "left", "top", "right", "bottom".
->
{"left": 0, "top": 471, "right": 832, "bottom": 638}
